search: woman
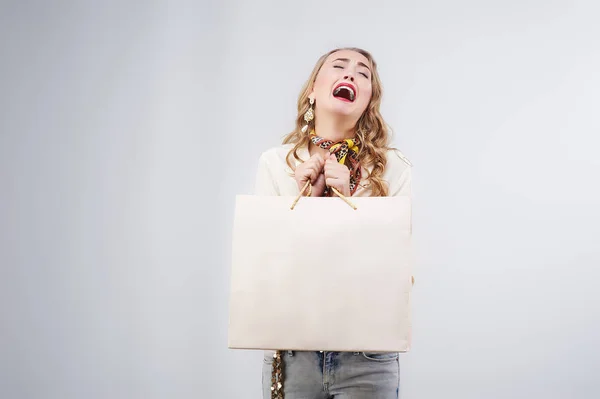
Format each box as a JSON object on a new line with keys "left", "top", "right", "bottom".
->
{"left": 254, "top": 47, "right": 412, "bottom": 399}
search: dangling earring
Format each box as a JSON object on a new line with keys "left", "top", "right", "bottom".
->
{"left": 301, "top": 98, "right": 314, "bottom": 133}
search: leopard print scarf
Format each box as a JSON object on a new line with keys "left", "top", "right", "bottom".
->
{"left": 309, "top": 130, "right": 362, "bottom": 196}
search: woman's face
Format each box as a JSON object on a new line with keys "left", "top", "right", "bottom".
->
{"left": 310, "top": 49, "right": 373, "bottom": 122}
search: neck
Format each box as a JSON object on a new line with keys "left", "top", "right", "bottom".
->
{"left": 308, "top": 112, "right": 357, "bottom": 157}
{"left": 313, "top": 116, "right": 355, "bottom": 141}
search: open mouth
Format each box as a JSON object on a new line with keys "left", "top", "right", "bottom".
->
{"left": 333, "top": 83, "right": 356, "bottom": 102}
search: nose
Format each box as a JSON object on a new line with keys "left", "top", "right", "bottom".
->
{"left": 343, "top": 74, "right": 355, "bottom": 82}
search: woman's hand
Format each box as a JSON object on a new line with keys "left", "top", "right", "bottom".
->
{"left": 324, "top": 154, "right": 351, "bottom": 197}
{"left": 294, "top": 153, "right": 326, "bottom": 196}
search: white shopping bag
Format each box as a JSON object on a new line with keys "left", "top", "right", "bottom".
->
{"left": 228, "top": 194, "right": 413, "bottom": 352}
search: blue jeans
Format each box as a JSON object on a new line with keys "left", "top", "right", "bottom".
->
{"left": 262, "top": 351, "right": 400, "bottom": 398}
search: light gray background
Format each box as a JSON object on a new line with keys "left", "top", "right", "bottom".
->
{"left": 1, "top": 0, "right": 598, "bottom": 398}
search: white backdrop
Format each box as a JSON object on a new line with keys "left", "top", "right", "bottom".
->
{"left": 1, "top": 0, "right": 599, "bottom": 398}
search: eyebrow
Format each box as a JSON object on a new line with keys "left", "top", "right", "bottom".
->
{"left": 332, "top": 58, "right": 371, "bottom": 72}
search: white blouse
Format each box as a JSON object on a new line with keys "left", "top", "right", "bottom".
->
{"left": 254, "top": 143, "right": 412, "bottom": 198}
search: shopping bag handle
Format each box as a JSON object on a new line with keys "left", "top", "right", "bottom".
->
{"left": 290, "top": 180, "right": 357, "bottom": 210}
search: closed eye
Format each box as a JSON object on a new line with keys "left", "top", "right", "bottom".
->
{"left": 360, "top": 72, "right": 369, "bottom": 78}
{"left": 333, "top": 65, "right": 344, "bottom": 69}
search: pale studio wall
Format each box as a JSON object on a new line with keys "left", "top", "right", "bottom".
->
{"left": 1, "top": 1, "right": 599, "bottom": 398}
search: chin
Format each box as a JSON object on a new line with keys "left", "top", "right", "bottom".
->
{"left": 329, "top": 103, "right": 356, "bottom": 117}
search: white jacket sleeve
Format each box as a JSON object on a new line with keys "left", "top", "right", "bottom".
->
{"left": 389, "top": 150, "right": 412, "bottom": 197}
{"left": 388, "top": 152, "right": 414, "bottom": 285}
{"left": 254, "top": 152, "right": 280, "bottom": 196}
{"left": 390, "top": 166, "right": 411, "bottom": 197}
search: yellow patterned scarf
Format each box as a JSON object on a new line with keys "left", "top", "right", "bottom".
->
{"left": 309, "top": 130, "right": 361, "bottom": 196}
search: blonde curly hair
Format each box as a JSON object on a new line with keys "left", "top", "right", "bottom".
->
{"left": 282, "top": 47, "right": 392, "bottom": 197}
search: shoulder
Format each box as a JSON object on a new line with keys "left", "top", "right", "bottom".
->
{"left": 254, "top": 144, "right": 303, "bottom": 196}
{"left": 255, "top": 144, "right": 298, "bottom": 185}
{"left": 385, "top": 147, "right": 412, "bottom": 176}
{"left": 383, "top": 148, "right": 412, "bottom": 196}
{"left": 258, "top": 144, "right": 294, "bottom": 167}
{"left": 258, "top": 143, "right": 310, "bottom": 173}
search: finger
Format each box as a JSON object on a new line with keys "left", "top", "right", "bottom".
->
{"left": 311, "top": 169, "right": 320, "bottom": 183}
{"left": 303, "top": 167, "right": 318, "bottom": 183}
{"left": 313, "top": 153, "right": 325, "bottom": 166}
{"left": 324, "top": 157, "right": 337, "bottom": 168}
{"left": 323, "top": 166, "right": 336, "bottom": 178}
{"left": 306, "top": 160, "right": 322, "bottom": 172}
{"left": 313, "top": 172, "right": 326, "bottom": 188}
{"left": 310, "top": 164, "right": 324, "bottom": 182}
{"left": 315, "top": 171, "right": 326, "bottom": 183}
{"left": 326, "top": 177, "right": 350, "bottom": 196}
{"left": 323, "top": 165, "right": 340, "bottom": 179}
{"left": 319, "top": 155, "right": 327, "bottom": 168}
{"left": 309, "top": 156, "right": 325, "bottom": 171}
{"left": 324, "top": 163, "right": 348, "bottom": 176}
{"left": 325, "top": 177, "right": 340, "bottom": 188}
{"left": 326, "top": 172, "right": 348, "bottom": 184}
